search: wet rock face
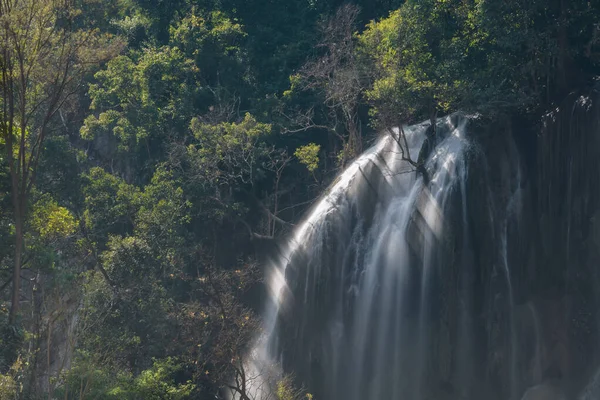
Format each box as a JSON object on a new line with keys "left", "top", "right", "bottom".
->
{"left": 514, "top": 299, "right": 571, "bottom": 387}
{"left": 520, "top": 383, "right": 566, "bottom": 400}
{"left": 533, "top": 93, "right": 600, "bottom": 300}
{"left": 528, "top": 91, "right": 600, "bottom": 389}
{"left": 579, "top": 368, "right": 600, "bottom": 399}
{"left": 469, "top": 91, "right": 600, "bottom": 399}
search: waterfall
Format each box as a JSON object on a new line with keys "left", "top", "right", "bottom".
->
{"left": 244, "top": 114, "right": 488, "bottom": 400}
{"left": 240, "top": 92, "right": 600, "bottom": 400}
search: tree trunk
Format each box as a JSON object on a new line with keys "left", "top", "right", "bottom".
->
{"left": 9, "top": 204, "right": 23, "bottom": 324}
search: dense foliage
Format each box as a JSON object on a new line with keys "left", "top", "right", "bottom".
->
{"left": 1, "top": 0, "right": 599, "bottom": 398}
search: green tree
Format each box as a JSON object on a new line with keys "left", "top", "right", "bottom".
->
{"left": 55, "top": 355, "right": 195, "bottom": 399}
{"left": 357, "top": 1, "right": 470, "bottom": 128}
{"left": 81, "top": 47, "right": 197, "bottom": 175}
{"left": 167, "top": 112, "right": 289, "bottom": 240}
{"left": 0, "top": 0, "right": 120, "bottom": 322}
{"left": 358, "top": 0, "right": 600, "bottom": 129}
{"left": 82, "top": 167, "right": 140, "bottom": 250}
{"left": 169, "top": 10, "right": 249, "bottom": 96}
{"left": 294, "top": 143, "right": 320, "bottom": 173}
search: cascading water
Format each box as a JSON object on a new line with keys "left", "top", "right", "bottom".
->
{"left": 246, "top": 115, "right": 492, "bottom": 400}
{"left": 243, "top": 93, "right": 600, "bottom": 400}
